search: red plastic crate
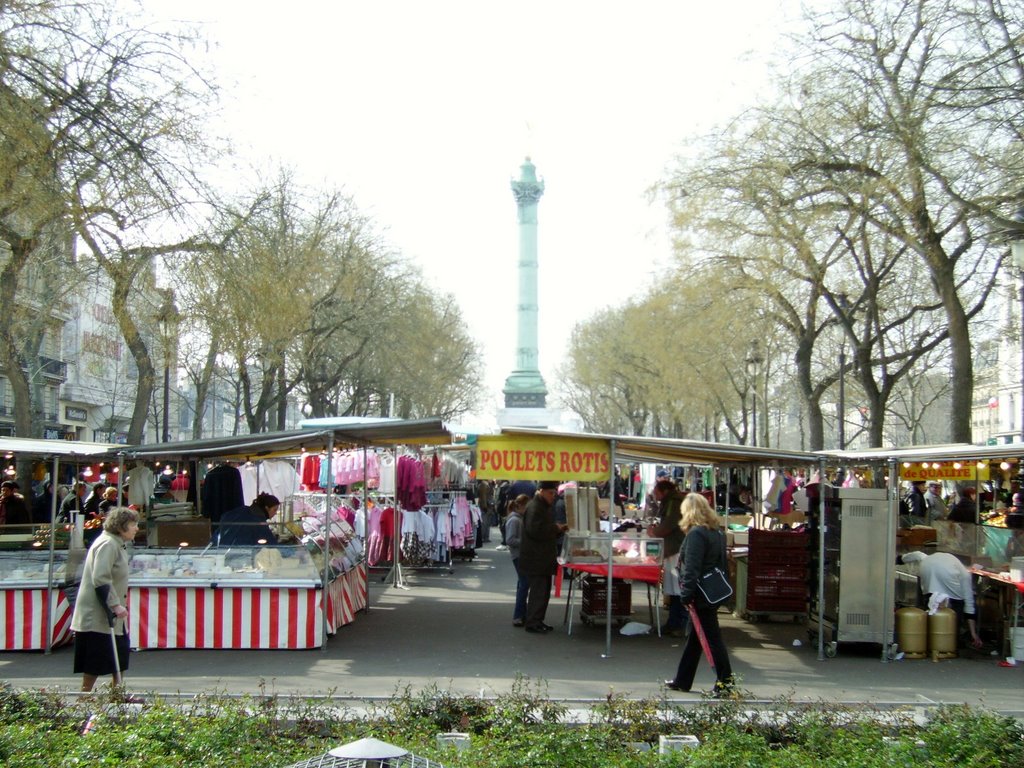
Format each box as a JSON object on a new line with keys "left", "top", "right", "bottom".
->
{"left": 746, "top": 596, "right": 807, "bottom": 613}
{"left": 749, "top": 529, "right": 810, "bottom": 549}
{"left": 581, "top": 576, "right": 632, "bottom": 615}
{"left": 749, "top": 580, "right": 808, "bottom": 599}
{"left": 749, "top": 548, "right": 811, "bottom": 565}
{"left": 749, "top": 564, "right": 808, "bottom": 582}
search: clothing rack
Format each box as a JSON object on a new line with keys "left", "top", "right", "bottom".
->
{"left": 367, "top": 490, "right": 476, "bottom": 582}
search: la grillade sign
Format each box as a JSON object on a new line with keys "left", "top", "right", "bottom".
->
{"left": 475, "top": 435, "right": 611, "bottom": 481}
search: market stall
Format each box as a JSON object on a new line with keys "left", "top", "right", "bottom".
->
{"left": 477, "top": 428, "right": 818, "bottom": 657}
{"left": 0, "top": 437, "right": 120, "bottom": 652}
{"left": 822, "top": 442, "right": 1024, "bottom": 658}
{"left": 105, "top": 419, "right": 456, "bottom": 650}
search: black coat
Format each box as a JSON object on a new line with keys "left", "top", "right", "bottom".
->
{"left": 217, "top": 505, "right": 277, "bottom": 547}
{"left": 201, "top": 465, "right": 245, "bottom": 525}
{"left": 679, "top": 525, "right": 727, "bottom": 606}
{"left": 519, "top": 494, "right": 560, "bottom": 577}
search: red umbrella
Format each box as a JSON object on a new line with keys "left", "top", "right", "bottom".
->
{"left": 686, "top": 604, "right": 715, "bottom": 669}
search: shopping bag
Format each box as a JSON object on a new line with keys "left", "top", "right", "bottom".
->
{"left": 696, "top": 567, "right": 733, "bottom": 605}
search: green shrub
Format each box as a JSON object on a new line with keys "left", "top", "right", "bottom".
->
{"left": 0, "top": 679, "right": 1020, "bottom": 767}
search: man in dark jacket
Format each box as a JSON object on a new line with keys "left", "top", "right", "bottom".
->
{"left": 83, "top": 482, "right": 106, "bottom": 519}
{"left": 519, "top": 481, "right": 568, "bottom": 634}
{"left": 59, "top": 482, "right": 87, "bottom": 522}
{"left": 0, "top": 481, "right": 30, "bottom": 527}
{"left": 902, "top": 480, "right": 927, "bottom": 526}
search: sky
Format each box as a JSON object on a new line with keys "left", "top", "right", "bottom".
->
{"left": 142, "top": 0, "right": 804, "bottom": 428}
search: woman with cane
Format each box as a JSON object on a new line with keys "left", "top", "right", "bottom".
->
{"left": 663, "top": 493, "right": 734, "bottom": 696}
{"left": 71, "top": 507, "right": 138, "bottom": 692}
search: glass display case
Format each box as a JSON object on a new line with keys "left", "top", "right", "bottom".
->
{"left": 129, "top": 545, "right": 322, "bottom": 587}
{"left": 562, "top": 531, "right": 664, "bottom": 566}
{"left": 0, "top": 549, "right": 83, "bottom": 587}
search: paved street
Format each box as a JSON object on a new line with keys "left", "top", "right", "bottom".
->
{"left": 2, "top": 532, "right": 1021, "bottom": 714}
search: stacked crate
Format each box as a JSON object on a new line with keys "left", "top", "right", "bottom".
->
{"left": 746, "top": 529, "right": 809, "bottom": 616}
{"left": 581, "top": 575, "right": 632, "bottom": 619}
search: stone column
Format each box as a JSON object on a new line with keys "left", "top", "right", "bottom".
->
{"left": 503, "top": 157, "right": 548, "bottom": 409}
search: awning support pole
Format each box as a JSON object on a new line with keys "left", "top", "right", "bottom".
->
{"left": 881, "top": 457, "right": 897, "bottom": 663}
{"left": 817, "top": 457, "right": 826, "bottom": 661}
{"left": 322, "top": 435, "right": 334, "bottom": 651}
{"left": 44, "top": 455, "right": 60, "bottom": 655}
{"left": 603, "top": 439, "right": 616, "bottom": 659}
{"left": 362, "top": 447, "right": 370, "bottom": 612}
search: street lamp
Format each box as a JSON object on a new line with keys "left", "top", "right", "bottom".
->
{"left": 745, "top": 340, "right": 764, "bottom": 447}
{"left": 1010, "top": 228, "right": 1024, "bottom": 443}
{"left": 836, "top": 293, "right": 851, "bottom": 450}
{"left": 155, "top": 291, "right": 180, "bottom": 444}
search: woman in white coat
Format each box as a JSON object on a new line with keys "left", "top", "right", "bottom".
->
{"left": 70, "top": 507, "right": 139, "bottom": 692}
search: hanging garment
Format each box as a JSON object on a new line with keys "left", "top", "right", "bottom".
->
{"left": 301, "top": 454, "right": 322, "bottom": 491}
{"left": 126, "top": 465, "right": 155, "bottom": 508}
{"left": 201, "top": 465, "right": 244, "bottom": 525}
{"left": 259, "top": 460, "right": 301, "bottom": 501}
{"left": 378, "top": 453, "right": 396, "bottom": 495}
{"left": 239, "top": 464, "right": 258, "bottom": 505}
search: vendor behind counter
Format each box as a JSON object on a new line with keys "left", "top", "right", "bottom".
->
{"left": 217, "top": 493, "right": 280, "bottom": 546}
{"left": 900, "top": 550, "right": 983, "bottom": 649}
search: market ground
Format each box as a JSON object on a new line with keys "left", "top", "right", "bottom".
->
{"left": 2, "top": 530, "right": 1022, "bottom": 715}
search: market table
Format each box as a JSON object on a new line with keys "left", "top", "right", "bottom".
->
{"left": 970, "top": 565, "right": 1024, "bottom": 657}
{"left": 557, "top": 562, "right": 662, "bottom": 636}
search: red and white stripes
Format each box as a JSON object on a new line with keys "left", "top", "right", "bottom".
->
{"left": 0, "top": 589, "right": 72, "bottom": 650}
{"left": 126, "top": 565, "right": 367, "bottom": 650}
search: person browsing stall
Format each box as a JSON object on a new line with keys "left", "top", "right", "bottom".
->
{"left": 83, "top": 482, "right": 106, "bottom": 518}
{"left": 70, "top": 507, "right": 139, "bottom": 692}
{"left": 217, "top": 492, "right": 281, "bottom": 546}
{"left": 0, "top": 480, "right": 30, "bottom": 527}
{"left": 519, "top": 481, "right": 569, "bottom": 634}
{"left": 97, "top": 485, "right": 123, "bottom": 517}
{"left": 947, "top": 486, "right": 978, "bottom": 524}
{"left": 924, "top": 482, "right": 948, "bottom": 522}
{"left": 504, "top": 493, "right": 532, "bottom": 627}
{"left": 59, "top": 481, "right": 87, "bottom": 522}
{"left": 649, "top": 479, "right": 687, "bottom": 636}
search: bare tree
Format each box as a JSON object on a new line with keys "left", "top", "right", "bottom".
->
{"left": 0, "top": 2, "right": 220, "bottom": 445}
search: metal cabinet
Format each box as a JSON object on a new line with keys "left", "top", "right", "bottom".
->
{"left": 810, "top": 487, "right": 895, "bottom": 653}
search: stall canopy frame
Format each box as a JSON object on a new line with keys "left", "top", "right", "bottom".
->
{"left": 0, "top": 437, "right": 122, "bottom": 654}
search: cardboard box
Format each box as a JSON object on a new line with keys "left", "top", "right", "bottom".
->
{"left": 148, "top": 519, "right": 211, "bottom": 548}
{"left": 897, "top": 528, "right": 937, "bottom": 548}
{"left": 727, "top": 531, "right": 749, "bottom": 547}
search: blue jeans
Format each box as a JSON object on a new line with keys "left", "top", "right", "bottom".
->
{"left": 512, "top": 557, "right": 529, "bottom": 621}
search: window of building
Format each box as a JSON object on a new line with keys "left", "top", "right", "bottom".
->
{"left": 45, "top": 385, "right": 58, "bottom": 421}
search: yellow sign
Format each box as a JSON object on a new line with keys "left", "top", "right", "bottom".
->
{"left": 899, "top": 461, "right": 990, "bottom": 482}
{"left": 475, "top": 435, "right": 611, "bottom": 481}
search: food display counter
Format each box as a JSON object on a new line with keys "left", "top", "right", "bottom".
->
{"left": 127, "top": 546, "right": 366, "bottom": 650}
{"left": 558, "top": 532, "right": 664, "bottom": 634}
{"left": 0, "top": 550, "right": 82, "bottom": 650}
